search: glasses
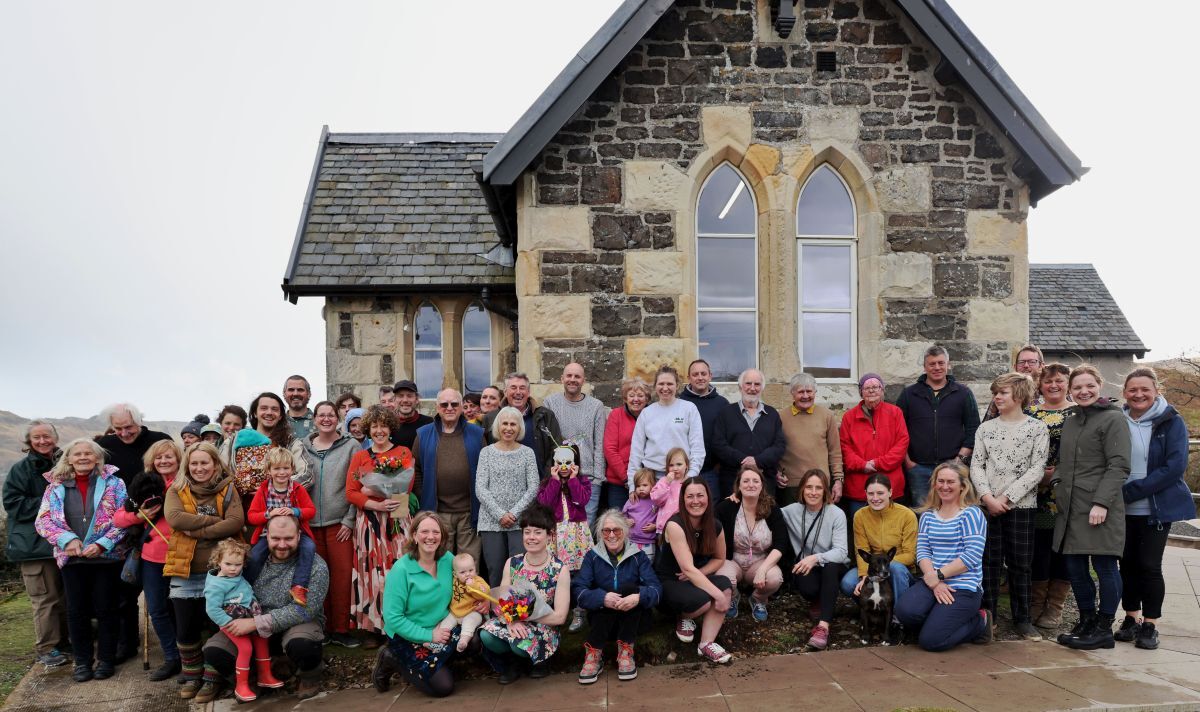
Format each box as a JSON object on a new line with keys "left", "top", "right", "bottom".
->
{"left": 437, "top": 402, "right": 461, "bottom": 409}
{"left": 861, "top": 386, "right": 883, "bottom": 393}
{"left": 1016, "top": 359, "right": 1041, "bottom": 367}
{"left": 600, "top": 528, "right": 623, "bottom": 536}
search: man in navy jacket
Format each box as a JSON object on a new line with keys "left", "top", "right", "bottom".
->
{"left": 712, "top": 369, "right": 786, "bottom": 498}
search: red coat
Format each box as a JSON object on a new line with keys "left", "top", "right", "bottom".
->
{"left": 247, "top": 480, "right": 316, "bottom": 544}
{"left": 603, "top": 406, "right": 638, "bottom": 486}
{"left": 839, "top": 401, "right": 910, "bottom": 501}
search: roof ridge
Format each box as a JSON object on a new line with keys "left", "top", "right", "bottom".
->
{"left": 1030, "top": 263, "right": 1096, "bottom": 270}
{"left": 328, "top": 132, "right": 505, "bottom": 145}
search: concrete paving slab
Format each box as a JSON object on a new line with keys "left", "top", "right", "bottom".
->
{"left": 724, "top": 684, "right": 863, "bottom": 712}
{"left": 978, "top": 640, "right": 1099, "bottom": 670}
{"left": 711, "top": 652, "right": 827, "bottom": 695}
{"left": 1030, "top": 665, "right": 1200, "bottom": 707}
{"left": 870, "top": 641, "right": 1018, "bottom": 678}
{"left": 922, "top": 670, "right": 1093, "bottom": 712}
{"left": 604, "top": 661, "right": 721, "bottom": 706}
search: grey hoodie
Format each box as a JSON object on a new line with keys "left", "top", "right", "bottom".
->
{"left": 301, "top": 433, "right": 359, "bottom": 528}
{"left": 1123, "top": 395, "right": 1167, "bottom": 516}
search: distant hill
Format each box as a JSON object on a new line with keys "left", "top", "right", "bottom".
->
{"left": 0, "top": 410, "right": 186, "bottom": 477}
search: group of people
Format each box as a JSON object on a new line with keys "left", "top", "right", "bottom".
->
{"left": 3, "top": 344, "right": 1193, "bottom": 701}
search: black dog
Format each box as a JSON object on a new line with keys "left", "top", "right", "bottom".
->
{"left": 124, "top": 469, "right": 166, "bottom": 523}
{"left": 857, "top": 547, "right": 896, "bottom": 645}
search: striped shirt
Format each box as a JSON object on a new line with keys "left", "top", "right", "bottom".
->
{"left": 916, "top": 506, "right": 986, "bottom": 592}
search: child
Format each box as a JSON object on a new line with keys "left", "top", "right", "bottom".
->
{"left": 536, "top": 444, "right": 593, "bottom": 632}
{"left": 650, "top": 448, "right": 690, "bottom": 534}
{"left": 204, "top": 540, "right": 284, "bottom": 702}
{"left": 245, "top": 447, "right": 318, "bottom": 605}
{"left": 622, "top": 468, "right": 658, "bottom": 557}
{"left": 435, "top": 553, "right": 492, "bottom": 653}
{"left": 969, "top": 372, "right": 1050, "bottom": 641}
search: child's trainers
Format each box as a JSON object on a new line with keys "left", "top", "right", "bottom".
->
{"left": 578, "top": 643, "right": 603, "bottom": 684}
{"left": 569, "top": 606, "right": 586, "bottom": 633}
{"left": 750, "top": 597, "right": 768, "bottom": 622}
{"left": 726, "top": 590, "right": 739, "bottom": 620}
{"left": 616, "top": 641, "right": 637, "bottom": 681}
{"left": 697, "top": 641, "right": 731, "bottom": 664}
{"left": 675, "top": 617, "right": 696, "bottom": 643}
{"left": 290, "top": 585, "right": 308, "bottom": 606}
{"left": 807, "top": 625, "right": 829, "bottom": 651}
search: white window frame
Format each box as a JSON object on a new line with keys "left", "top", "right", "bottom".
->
{"left": 695, "top": 162, "right": 759, "bottom": 383}
{"left": 796, "top": 165, "right": 857, "bottom": 383}
{"left": 461, "top": 302, "right": 492, "bottom": 394}
{"left": 413, "top": 301, "right": 443, "bottom": 396}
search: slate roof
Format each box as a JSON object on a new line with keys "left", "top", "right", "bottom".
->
{"left": 1029, "top": 264, "right": 1147, "bottom": 357}
{"left": 483, "top": 0, "right": 1086, "bottom": 204}
{"left": 282, "top": 130, "right": 512, "bottom": 301}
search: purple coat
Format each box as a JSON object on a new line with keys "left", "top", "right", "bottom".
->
{"left": 536, "top": 475, "right": 591, "bottom": 524}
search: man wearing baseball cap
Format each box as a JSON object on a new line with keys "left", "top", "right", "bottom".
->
{"left": 388, "top": 380, "right": 433, "bottom": 450}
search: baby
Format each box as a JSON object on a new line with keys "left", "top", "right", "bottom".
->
{"left": 435, "top": 552, "right": 491, "bottom": 652}
{"left": 203, "top": 539, "right": 284, "bottom": 702}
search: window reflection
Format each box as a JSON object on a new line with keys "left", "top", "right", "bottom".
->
{"left": 698, "top": 312, "right": 756, "bottom": 383}
{"left": 697, "top": 237, "right": 755, "bottom": 309}
{"left": 462, "top": 304, "right": 491, "bottom": 393}
{"left": 698, "top": 164, "right": 755, "bottom": 235}
{"left": 414, "top": 303, "right": 442, "bottom": 395}
{"left": 802, "top": 312, "right": 851, "bottom": 379}
{"left": 697, "top": 163, "right": 757, "bottom": 379}
{"left": 797, "top": 165, "right": 854, "bottom": 236}
{"left": 801, "top": 245, "right": 851, "bottom": 310}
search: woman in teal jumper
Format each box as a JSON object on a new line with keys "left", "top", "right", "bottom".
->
{"left": 371, "top": 511, "right": 469, "bottom": 698}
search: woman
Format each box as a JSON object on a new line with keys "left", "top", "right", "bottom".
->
{"left": 475, "top": 406, "right": 540, "bottom": 586}
{"left": 715, "top": 465, "right": 789, "bottom": 622}
{"left": 656, "top": 478, "right": 732, "bottom": 664}
{"left": 223, "top": 392, "right": 309, "bottom": 512}
{"left": 603, "top": 377, "right": 651, "bottom": 510}
{"left": 34, "top": 438, "right": 128, "bottom": 682}
{"left": 839, "top": 374, "right": 909, "bottom": 515}
{"left": 334, "top": 392, "right": 362, "bottom": 424}
{"left": 113, "top": 440, "right": 183, "bottom": 681}
{"left": 839, "top": 473, "right": 918, "bottom": 606}
{"left": 2, "top": 420, "right": 68, "bottom": 668}
{"left": 1027, "top": 363, "right": 1073, "bottom": 630}
{"left": 781, "top": 469, "right": 849, "bottom": 651}
{"left": 1053, "top": 365, "right": 1131, "bottom": 650}
{"left": 343, "top": 407, "right": 365, "bottom": 444}
{"left": 217, "top": 405, "right": 247, "bottom": 438}
{"left": 346, "top": 405, "right": 414, "bottom": 646}
{"left": 479, "top": 504, "right": 571, "bottom": 683}
{"left": 302, "top": 400, "right": 362, "bottom": 648}
{"left": 1114, "top": 367, "right": 1193, "bottom": 650}
{"left": 372, "top": 511, "right": 460, "bottom": 698}
{"left": 894, "top": 461, "right": 989, "bottom": 652}
{"left": 163, "top": 442, "right": 244, "bottom": 700}
{"left": 627, "top": 365, "right": 705, "bottom": 487}
{"left": 572, "top": 509, "right": 662, "bottom": 684}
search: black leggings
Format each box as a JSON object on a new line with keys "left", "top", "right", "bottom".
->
{"left": 1031, "top": 528, "right": 1069, "bottom": 581}
{"left": 791, "top": 562, "right": 847, "bottom": 624}
{"left": 1121, "top": 515, "right": 1171, "bottom": 619}
{"left": 403, "top": 665, "right": 454, "bottom": 697}
{"left": 172, "top": 597, "right": 209, "bottom": 646}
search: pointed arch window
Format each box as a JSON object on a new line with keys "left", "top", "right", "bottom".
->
{"left": 462, "top": 303, "right": 492, "bottom": 393}
{"left": 414, "top": 302, "right": 443, "bottom": 396}
{"left": 796, "top": 165, "right": 856, "bottom": 380}
{"left": 696, "top": 163, "right": 757, "bottom": 382}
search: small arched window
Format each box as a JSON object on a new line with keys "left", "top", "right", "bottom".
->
{"left": 413, "top": 302, "right": 443, "bottom": 396}
{"left": 796, "top": 165, "right": 856, "bottom": 380}
{"left": 462, "top": 303, "right": 492, "bottom": 393}
{"left": 696, "top": 163, "right": 757, "bottom": 382}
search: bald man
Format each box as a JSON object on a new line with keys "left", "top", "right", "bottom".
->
{"left": 412, "top": 388, "right": 484, "bottom": 563}
{"left": 542, "top": 362, "right": 608, "bottom": 524}
{"left": 712, "top": 369, "right": 787, "bottom": 498}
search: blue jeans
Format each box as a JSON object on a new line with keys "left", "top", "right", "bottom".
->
{"left": 906, "top": 464, "right": 934, "bottom": 506}
{"left": 895, "top": 581, "right": 985, "bottom": 652}
{"left": 1065, "top": 554, "right": 1122, "bottom": 617}
{"left": 246, "top": 534, "right": 316, "bottom": 589}
{"left": 585, "top": 476, "right": 603, "bottom": 525}
{"left": 141, "top": 560, "right": 178, "bottom": 661}
{"left": 840, "top": 562, "right": 913, "bottom": 601}
{"left": 603, "top": 483, "right": 629, "bottom": 511}
{"left": 700, "top": 468, "right": 720, "bottom": 499}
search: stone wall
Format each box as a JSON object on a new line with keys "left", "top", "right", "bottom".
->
{"left": 516, "top": 0, "right": 1031, "bottom": 408}
{"left": 323, "top": 295, "right": 516, "bottom": 404}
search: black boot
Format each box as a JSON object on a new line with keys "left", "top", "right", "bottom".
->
{"left": 1057, "top": 612, "right": 1095, "bottom": 646}
{"left": 372, "top": 647, "right": 401, "bottom": 693}
{"left": 1113, "top": 615, "right": 1139, "bottom": 642}
{"left": 1135, "top": 621, "right": 1159, "bottom": 650}
{"left": 148, "top": 657, "right": 181, "bottom": 682}
{"left": 1067, "top": 616, "right": 1115, "bottom": 650}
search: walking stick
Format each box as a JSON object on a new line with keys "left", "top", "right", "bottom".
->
{"left": 143, "top": 603, "right": 150, "bottom": 670}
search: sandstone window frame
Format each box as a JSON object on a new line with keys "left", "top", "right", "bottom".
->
{"left": 796, "top": 164, "right": 858, "bottom": 382}
{"left": 461, "top": 301, "right": 492, "bottom": 394}
{"left": 413, "top": 301, "right": 444, "bottom": 397}
{"left": 695, "top": 161, "right": 759, "bottom": 383}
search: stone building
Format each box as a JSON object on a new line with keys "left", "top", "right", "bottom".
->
{"left": 282, "top": 0, "right": 1099, "bottom": 408}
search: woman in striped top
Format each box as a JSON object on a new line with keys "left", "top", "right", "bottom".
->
{"left": 894, "top": 461, "right": 991, "bottom": 651}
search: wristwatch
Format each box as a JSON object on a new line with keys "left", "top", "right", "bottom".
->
{"left": 936, "top": 568, "right": 946, "bottom": 582}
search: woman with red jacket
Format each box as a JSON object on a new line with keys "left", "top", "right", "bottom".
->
{"left": 602, "top": 378, "right": 651, "bottom": 511}
{"left": 839, "top": 373, "right": 909, "bottom": 516}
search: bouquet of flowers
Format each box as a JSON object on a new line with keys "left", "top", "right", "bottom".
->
{"left": 360, "top": 460, "right": 414, "bottom": 533}
{"left": 489, "top": 582, "right": 553, "bottom": 624}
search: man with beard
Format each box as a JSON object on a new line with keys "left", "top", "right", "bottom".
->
{"left": 679, "top": 359, "right": 729, "bottom": 499}
{"left": 388, "top": 380, "right": 433, "bottom": 450}
{"left": 284, "top": 375, "right": 315, "bottom": 439}
{"left": 712, "top": 368, "right": 786, "bottom": 498}
{"left": 542, "top": 363, "right": 607, "bottom": 524}
{"left": 481, "top": 372, "right": 562, "bottom": 477}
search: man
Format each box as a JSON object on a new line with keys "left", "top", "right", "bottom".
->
{"left": 896, "top": 345, "right": 980, "bottom": 505}
{"left": 199, "top": 517, "right": 329, "bottom": 703}
{"left": 413, "top": 389, "right": 484, "bottom": 563}
{"left": 712, "top": 368, "right": 786, "bottom": 498}
{"left": 983, "top": 343, "right": 1045, "bottom": 421}
{"left": 481, "top": 373, "right": 562, "bottom": 477}
{"left": 678, "top": 359, "right": 729, "bottom": 497}
{"left": 388, "top": 380, "right": 433, "bottom": 450}
{"left": 542, "top": 363, "right": 608, "bottom": 523}
{"left": 284, "top": 375, "right": 315, "bottom": 439}
{"left": 95, "top": 403, "right": 171, "bottom": 662}
{"left": 778, "top": 373, "right": 844, "bottom": 507}
{"left": 479, "top": 385, "right": 502, "bottom": 416}
{"left": 378, "top": 385, "right": 396, "bottom": 410}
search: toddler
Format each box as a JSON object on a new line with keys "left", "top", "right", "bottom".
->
{"left": 435, "top": 553, "right": 491, "bottom": 652}
{"left": 204, "top": 540, "right": 284, "bottom": 702}
{"left": 535, "top": 444, "right": 593, "bottom": 632}
{"left": 622, "top": 468, "right": 658, "bottom": 557}
{"left": 245, "top": 447, "right": 318, "bottom": 605}
{"left": 650, "top": 448, "right": 690, "bottom": 533}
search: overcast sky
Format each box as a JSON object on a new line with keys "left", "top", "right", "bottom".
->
{"left": 2, "top": 1, "right": 1193, "bottom": 422}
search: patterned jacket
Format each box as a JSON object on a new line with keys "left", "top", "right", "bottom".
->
{"left": 35, "top": 464, "right": 128, "bottom": 568}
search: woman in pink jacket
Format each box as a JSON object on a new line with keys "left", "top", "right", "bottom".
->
{"left": 602, "top": 378, "right": 651, "bottom": 511}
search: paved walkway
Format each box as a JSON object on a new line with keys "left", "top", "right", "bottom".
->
{"left": 8, "top": 547, "right": 1200, "bottom": 711}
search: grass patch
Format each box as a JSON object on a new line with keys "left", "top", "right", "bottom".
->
{"left": 0, "top": 590, "right": 34, "bottom": 707}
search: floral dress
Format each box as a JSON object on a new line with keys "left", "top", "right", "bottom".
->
{"left": 347, "top": 445, "right": 413, "bottom": 634}
{"left": 479, "top": 554, "right": 563, "bottom": 664}
{"left": 1027, "top": 404, "right": 1070, "bottom": 530}
{"left": 549, "top": 497, "right": 592, "bottom": 571}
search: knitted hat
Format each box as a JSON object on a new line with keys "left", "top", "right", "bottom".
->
{"left": 857, "top": 373, "right": 884, "bottom": 392}
{"left": 343, "top": 407, "right": 364, "bottom": 434}
{"left": 181, "top": 414, "right": 211, "bottom": 438}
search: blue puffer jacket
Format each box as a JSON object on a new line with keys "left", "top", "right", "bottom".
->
{"left": 571, "top": 540, "right": 661, "bottom": 611}
{"left": 1122, "top": 404, "right": 1195, "bottom": 526}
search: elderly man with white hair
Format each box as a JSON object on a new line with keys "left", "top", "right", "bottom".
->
{"left": 711, "top": 369, "right": 786, "bottom": 499}
{"left": 777, "top": 374, "right": 844, "bottom": 507}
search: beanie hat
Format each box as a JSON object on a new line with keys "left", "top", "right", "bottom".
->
{"left": 857, "top": 373, "right": 884, "bottom": 392}
{"left": 181, "top": 414, "right": 211, "bottom": 438}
